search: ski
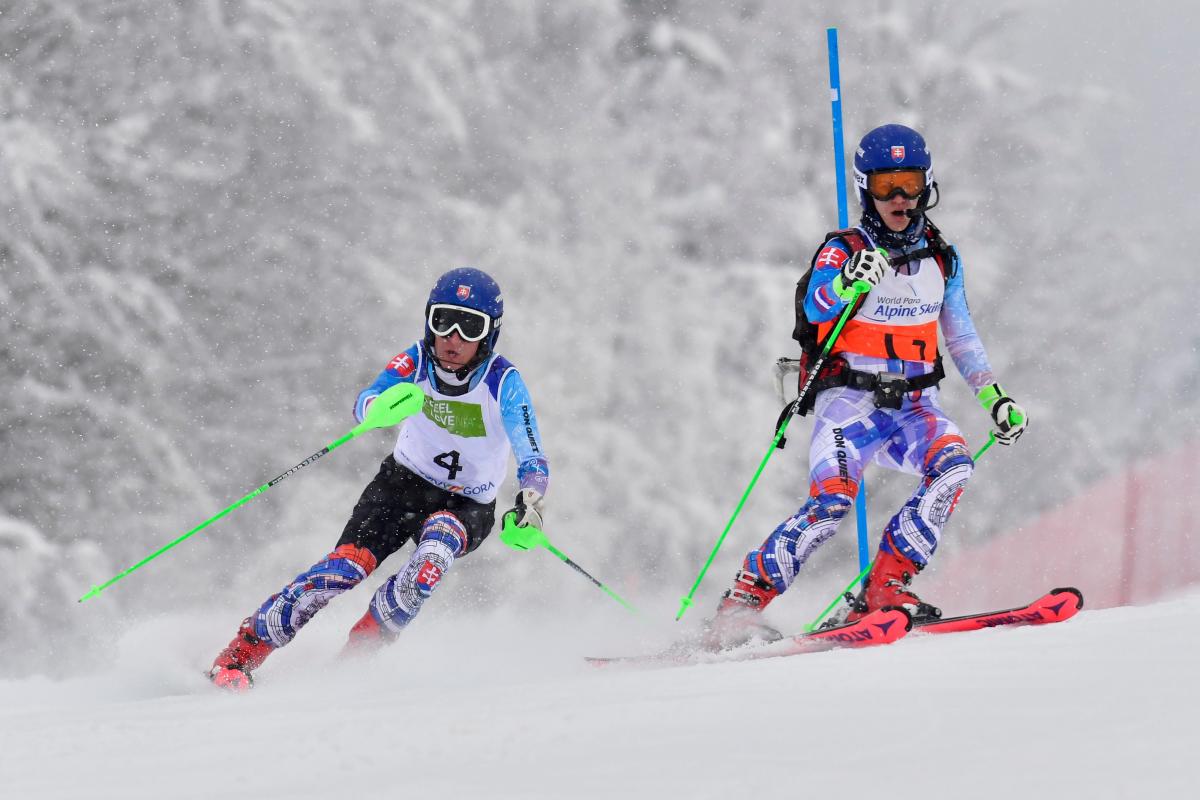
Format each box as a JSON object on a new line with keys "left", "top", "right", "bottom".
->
{"left": 587, "top": 607, "right": 912, "bottom": 668}
{"left": 914, "top": 587, "right": 1084, "bottom": 635}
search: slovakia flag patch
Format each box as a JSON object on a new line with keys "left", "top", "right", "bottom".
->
{"left": 815, "top": 246, "right": 848, "bottom": 269}
{"left": 388, "top": 353, "right": 415, "bottom": 377}
{"left": 456, "top": 284, "right": 471, "bottom": 299}
{"left": 415, "top": 561, "right": 443, "bottom": 595}
{"left": 891, "top": 145, "right": 906, "bottom": 162}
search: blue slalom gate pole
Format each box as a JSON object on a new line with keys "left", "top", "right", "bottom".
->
{"left": 827, "top": 29, "right": 850, "bottom": 230}
{"left": 826, "top": 27, "right": 871, "bottom": 585}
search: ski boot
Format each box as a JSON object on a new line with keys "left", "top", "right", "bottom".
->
{"left": 843, "top": 549, "right": 941, "bottom": 625}
{"left": 340, "top": 609, "right": 397, "bottom": 658}
{"left": 702, "top": 570, "right": 783, "bottom": 651}
{"left": 208, "top": 618, "right": 274, "bottom": 692}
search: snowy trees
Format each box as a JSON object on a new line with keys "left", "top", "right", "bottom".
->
{"left": 0, "top": 1, "right": 1178, "bottom": 674}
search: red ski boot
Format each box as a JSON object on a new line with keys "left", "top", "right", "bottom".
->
{"left": 844, "top": 549, "right": 941, "bottom": 625}
{"left": 208, "top": 619, "right": 274, "bottom": 692}
{"left": 341, "top": 610, "right": 392, "bottom": 658}
{"left": 702, "top": 570, "right": 783, "bottom": 651}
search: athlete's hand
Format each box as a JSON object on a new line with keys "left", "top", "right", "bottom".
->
{"left": 977, "top": 383, "right": 1028, "bottom": 445}
{"left": 507, "top": 488, "right": 545, "bottom": 529}
{"left": 834, "top": 248, "right": 889, "bottom": 299}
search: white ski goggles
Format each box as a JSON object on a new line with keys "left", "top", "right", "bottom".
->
{"left": 427, "top": 304, "right": 493, "bottom": 342}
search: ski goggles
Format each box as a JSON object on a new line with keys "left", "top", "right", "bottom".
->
{"left": 866, "top": 169, "right": 928, "bottom": 201}
{"left": 427, "top": 304, "right": 493, "bottom": 342}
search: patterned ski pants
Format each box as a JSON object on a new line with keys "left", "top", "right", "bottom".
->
{"left": 250, "top": 512, "right": 469, "bottom": 648}
{"left": 743, "top": 384, "right": 974, "bottom": 594}
{"left": 247, "top": 457, "right": 493, "bottom": 649}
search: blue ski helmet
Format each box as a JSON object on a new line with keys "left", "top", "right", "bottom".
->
{"left": 424, "top": 267, "right": 504, "bottom": 369}
{"left": 852, "top": 124, "right": 934, "bottom": 208}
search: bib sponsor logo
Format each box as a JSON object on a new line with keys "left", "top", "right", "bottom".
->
{"left": 388, "top": 352, "right": 416, "bottom": 377}
{"left": 870, "top": 299, "right": 943, "bottom": 321}
{"left": 422, "top": 397, "right": 487, "bottom": 437}
{"left": 410, "top": 464, "right": 496, "bottom": 497}
{"left": 890, "top": 145, "right": 906, "bottom": 162}
{"left": 455, "top": 481, "right": 494, "bottom": 496}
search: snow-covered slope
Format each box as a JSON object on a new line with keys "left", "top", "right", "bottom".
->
{"left": 1, "top": 592, "right": 1194, "bottom": 799}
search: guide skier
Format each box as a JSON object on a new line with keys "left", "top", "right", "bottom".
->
{"left": 208, "top": 267, "right": 550, "bottom": 690}
{"left": 708, "top": 123, "right": 1028, "bottom": 646}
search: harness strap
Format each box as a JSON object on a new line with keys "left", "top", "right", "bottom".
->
{"left": 845, "top": 357, "right": 946, "bottom": 393}
{"left": 888, "top": 245, "right": 940, "bottom": 269}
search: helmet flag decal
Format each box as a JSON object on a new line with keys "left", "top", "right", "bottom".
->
{"left": 424, "top": 267, "right": 505, "bottom": 374}
{"left": 852, "top": 124, "right": 932, "bottom": 211}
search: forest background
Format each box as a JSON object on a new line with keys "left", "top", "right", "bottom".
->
{"left": 1, "top": 0, "right": 1194, "bottom": 676}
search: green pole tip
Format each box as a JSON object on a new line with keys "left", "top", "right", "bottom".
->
{"left": 675, "top": 595, "right": 693, "bottom": 621}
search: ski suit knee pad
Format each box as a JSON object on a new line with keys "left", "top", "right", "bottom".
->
{"left": 746, "top": 491, "right": 854, "bottom": 593}
{"left": 367, "top": 511, "right": 468, "bottom": 636}
{"left": 882, "top": 439, "right": 973, "bottom": 567}
{"left": 253, "top": 544, "right": 378, "bottom": 648}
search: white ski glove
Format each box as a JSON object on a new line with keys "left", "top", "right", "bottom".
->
{"left": 977, "top": 383, "right": 1028, "bottom": 445}
{"left": 833, "top": 248, "right": 889, "bottom": 299}
{"left": 507, "top": 488, "right": 545, "bottom": 530}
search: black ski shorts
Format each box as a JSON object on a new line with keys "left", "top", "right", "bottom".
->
{"left": 336, "top": 455, "right": 497, "bottom": 562}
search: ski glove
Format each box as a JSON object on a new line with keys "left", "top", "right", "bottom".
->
{"left": 507, "top": 488, "right": 545, "bottom": 530}
{"left": 833, "top": 248, "right": 889, "bottom": 300}
{"left": 977, "top": 383, "right": 1028, "bottom": 445}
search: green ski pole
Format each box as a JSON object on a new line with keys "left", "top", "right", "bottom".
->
{"left": 500, "top": 512, "right": 639, "bottom": 615}
{"left": 78, "top": 382, "right": 426, "bottom": 603}
{"left": 675, "top": 278, "right": 873, "bottom": 621}
{"left": 803, "top": 432, "right": 999, "bottom": 631}
{"left": 804, "top": 563, "right": 873, "bottom": 633}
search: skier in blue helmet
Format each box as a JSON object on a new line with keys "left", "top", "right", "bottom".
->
{"left": 423, "top": 267, "right": 505, "bottom": 377}
{"left": 706, "top": 124, "right": 1029, "bottom": 647}
{"left": 852, "top": 123, "right": 937, "bottom": 247}
{"left": 208, "top": 267, "right": 550, "bottom": 691}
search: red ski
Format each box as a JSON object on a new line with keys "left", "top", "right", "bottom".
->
{"left": 915, "top": 587, "right": 1083, "bottom": 635}
{"left": 587, "top": 608, "right": 912, "bottom": 668}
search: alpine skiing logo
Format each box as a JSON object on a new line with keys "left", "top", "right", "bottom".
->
{"left": 891, "top": 145, "right": 906, "bottom": 163}
{"left": 388, "top": 352, "right": 416, "bottom": 377}
{"left": 456, "top": 284, "right": 471, "bottom": 299}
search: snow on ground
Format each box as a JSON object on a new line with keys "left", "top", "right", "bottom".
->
{"left": 1, "top": 591, "right": 1195, "bottom": 800}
